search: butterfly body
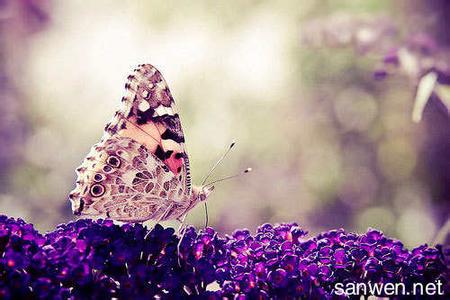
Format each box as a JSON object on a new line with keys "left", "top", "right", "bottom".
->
{"left": 69, "top": 64, "right": 212, "bottom": 222}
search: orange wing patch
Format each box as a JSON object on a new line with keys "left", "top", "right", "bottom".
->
{"left": 118, "top": 116, "right": 184, "bottom": 174}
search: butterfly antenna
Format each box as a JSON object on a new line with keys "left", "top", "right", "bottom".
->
{"left": 200, "top": 141, "right": 236, "bottom": 186}
{"left": 205, "top": 168, "right": 252, "bottom": 187}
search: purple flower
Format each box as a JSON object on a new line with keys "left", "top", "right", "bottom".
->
{"left": 382, "top": 48, "right": 399, "bottom": 65}
{"left": 373, "top": 69, "right": 388, "bottom": 80}
{"left": 0, "top": 215, "right": 448, "bottom": 298}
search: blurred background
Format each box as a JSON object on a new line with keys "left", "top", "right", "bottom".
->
{"left": 0, "top": 0, "right": 449, "bottom": 248}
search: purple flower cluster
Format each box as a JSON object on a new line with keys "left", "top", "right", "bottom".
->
{"left": 0, "top": 215, "right": 448, "bottom": 299}
{"left": 374, "top": 32, "right": 450, "bottom": 83}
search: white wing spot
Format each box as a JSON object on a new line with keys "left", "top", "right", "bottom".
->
{"left": 154, "top": 105, "right": 174, "bottom": 116}
{"left": 156, "top": 81, "right": 167, "bottom": 90}
{"left": 138, "top": 101, "right": 150, "bottom": 112}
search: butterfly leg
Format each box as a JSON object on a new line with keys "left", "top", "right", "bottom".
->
{"left": 176, "top": 213, "right": 189, "bottom": 267}
{"left": 177, "top": 214, "right": 188, "bottom": 234}
{"left": 144, "top": 203, "right": 174, "bottom": 240}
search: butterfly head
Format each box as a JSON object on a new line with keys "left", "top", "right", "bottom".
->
{"left": 192, "top": 185, "right": 214, "bottom": 203}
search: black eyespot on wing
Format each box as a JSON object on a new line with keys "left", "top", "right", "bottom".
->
{"left": 103, "top": 165, "right": 113, "bottom": 173}
{"left": 107, "top": 155, "right": 121, "bottom": 168}
{"left": 94, "top": 173, "right": 105, "bottom": 182}
{"left": 90, "top": 184, "right": 105, "bottom": 197}
{"left": 174, "top": 152, "right": 183, "bottom": 159}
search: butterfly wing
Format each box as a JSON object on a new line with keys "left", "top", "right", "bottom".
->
{"left": 69, "top": 64, "right": 193, "bottom": 222}
{"left": 105, "top": 64, "right": 192, "bottom": 191}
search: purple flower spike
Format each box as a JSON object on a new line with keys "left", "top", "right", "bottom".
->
{"left": 0, "top": 215, "right": 447, "bottom": 298}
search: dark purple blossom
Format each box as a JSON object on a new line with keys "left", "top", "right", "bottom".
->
{"left": 0, "top": 215, "right": 448, "bottom": 299}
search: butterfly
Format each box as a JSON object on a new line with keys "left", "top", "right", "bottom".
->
{"left": 68, "top": 64, "right": 215, "bottom": 223}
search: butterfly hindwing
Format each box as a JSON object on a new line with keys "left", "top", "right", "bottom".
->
{"left": 71, "top": 136, "right": 190, "bottom": 222}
